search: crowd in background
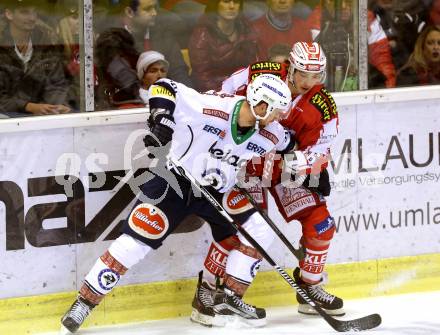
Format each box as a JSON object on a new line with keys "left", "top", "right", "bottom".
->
{"left": 0, "top": 0, "right": 439, "bottom": 117}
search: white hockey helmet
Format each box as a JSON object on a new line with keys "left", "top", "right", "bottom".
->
{"left": 288, "top": 42, "right": 327, "bottom": 83}
{"left": 246, "top": 74, "right": 291, "bottom": 127}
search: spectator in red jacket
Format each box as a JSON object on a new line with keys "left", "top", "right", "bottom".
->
{"left": 188, "top": 0, "right": 258, "bottom": 91}
{"left": 251, "top": 0, "right": 313, "bottom": 60}
{"left": 367, "top": 10, "right": 397, "bottom": 88}
{"left": 397, "top": 25, "right": 440, "bottom": 86}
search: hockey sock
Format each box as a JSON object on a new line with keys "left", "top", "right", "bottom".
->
{"left": 300, "top": 216, "right": 335, "bottom": 284}
{"left": 224, "top": 250, "right": 261, "bottom": 296}
{"left": 224, "top": 212, "right": 275, "bottom": 296}
{"left": 202, "top": 236, "right": 240, "bottom": 288}
{"left": 299, "top": 247, "right": 329, "bottom": 284}
{"left": 80, "top": 234, "right": 152, "bottom": 305}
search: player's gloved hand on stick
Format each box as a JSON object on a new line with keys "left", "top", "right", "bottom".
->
{"left": 201, "top": 169, "right": 226, "bottom": 192}
{"left": 283, "top": 150, "right": 308, "bottom": 175}
{"left": 143, "top": 114, "right": 175, "bottom": 148}
{"left": 281, "top": 151, "right": 309, "bottom": 188}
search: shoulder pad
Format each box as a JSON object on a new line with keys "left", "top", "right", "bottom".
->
{"left": 149, "top": 79, "right": 178, "bottom": 112}
{"left": 150, "top": 79, "right": 178, "bottom": 98}
{"left": 248, "top": 61, "right": 284, "bottom": 82}
{"left": 308, "top": 86, "right": 338, "bottom": 121}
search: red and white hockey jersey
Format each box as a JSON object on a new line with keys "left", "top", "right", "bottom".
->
{"left": 221, "top": 63, "right": 339, "bottom": 213}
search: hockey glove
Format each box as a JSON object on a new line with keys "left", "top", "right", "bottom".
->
{"left": 303, "top": 169, "right": 331, "bottom": 196}
{"left": 283, "top": 151, "right": 308, "bottom": 175}
{"left": 143, "top": 114, "right": 175, "bottom": 148}
{"left": 201, "top": 169, "right": 226, "bottom": 192}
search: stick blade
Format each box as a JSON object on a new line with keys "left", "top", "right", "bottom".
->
{"left": 330, "top": 313, "right": 382, "bottom": 332}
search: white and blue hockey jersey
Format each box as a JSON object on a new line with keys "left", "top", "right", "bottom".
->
{"left": 148, "top": 79, "right": 291, "bottom": 193}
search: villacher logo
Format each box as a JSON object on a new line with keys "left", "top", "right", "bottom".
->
{"left": 129, "top": 203, "right": 169, "bottom": 239}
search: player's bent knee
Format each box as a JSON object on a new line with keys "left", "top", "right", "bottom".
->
{"left": 81, "top": 234, "right": 152, "bottom": 301}
{"left": 108, "top": 233, "right": 152, "bottom": 269}
{"left": 239, "top": 212, "right": 276, "bottom": 249}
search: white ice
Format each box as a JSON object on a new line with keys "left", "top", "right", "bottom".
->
{"left": 50, "top": 291, "right": 440, "bottom": 335}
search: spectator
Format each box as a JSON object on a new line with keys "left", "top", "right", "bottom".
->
{"left": 136, "top": 50, "right": 169, "bottom": 104}
{"left": 0, "top": 0, "right": 71, "bottom": 117}
{"left": 95, "top": 28, "right": 143, "bottom": 109}
{"left": 397, "top": 25, "right": 440, "bottom": 86}
{"left": 94, "top": 0, "right": 190, "bottom": 110}
{"left": 113, "top": 0, "right": 190, "bottom": 84}
{"left": 367, "top": 9, "right": 397, "bottom": 88}
{"left": 188, "top": 0, "right": 258, "bottom": 91}
{"left": 163, "top": 0, "right": 270, "bottom": 22}
{"left": 429, "top": 0, "right": 440, "bottom": 25}
{"left": 369, "top": 0, "right": 428, "bottom": 70}
{"left": 251, "top": 0, "right": 313, "bottom": 60}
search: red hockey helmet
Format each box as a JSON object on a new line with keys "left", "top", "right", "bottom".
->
{"left": 288, "top": 42, "right": 326, "bottom": 83}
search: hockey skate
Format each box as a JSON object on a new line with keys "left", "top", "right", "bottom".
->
{"left": 60, "top": 296, "right": 95, "bottom": 333}
{"left": 190, "top": 271, "right": 217, "bottom": 327}
{"left": 213, "top": 285, "right": 266, "bottom": 327}
{"left": 293, "top": 267, "right": 344, "bottom": 316}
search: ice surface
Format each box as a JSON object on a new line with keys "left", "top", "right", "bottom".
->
{"left": 45, "top": 291, "right": 440, "bottom": 335}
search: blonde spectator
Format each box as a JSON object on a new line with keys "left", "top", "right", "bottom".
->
{"left": 136, "top": 50, "right": 169, "bottom": 104}
{"left": 397, "top": 25, "right": 440, "bottom": 86}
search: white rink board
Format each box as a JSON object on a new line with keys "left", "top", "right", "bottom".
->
{"left": 0, "top": 95, "right": 440, "bottom": 299}
{"left": 327, "top": 99, "right": 440, "bottom": 262}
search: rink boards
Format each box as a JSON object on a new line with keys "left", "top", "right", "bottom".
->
{"left": 0, "top": 86, "right": 439, "bottom": 334}
{"left": 1, "top": 254, "right": 439, "bottom": 334}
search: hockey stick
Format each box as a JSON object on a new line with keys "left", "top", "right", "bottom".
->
{"left": 237, "top": 186, "right": 305, "bottom": 261}
{"left": 168, "top": 157, "right": 381, "bottom": 332}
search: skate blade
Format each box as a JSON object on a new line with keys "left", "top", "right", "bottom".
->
{"left": 190, "top": 308, "right": 214, "bottom": 327}
{"left": 298, "top": 303, "right": 345, "bottom": 316}
{"left": 212, "top": 314, "right": 266, "bottom": 328}
{"left": 59, "top": 325, "right": 73, "bottom": 335}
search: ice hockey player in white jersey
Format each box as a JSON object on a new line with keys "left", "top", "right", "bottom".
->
{"left": 148, "top": 77, "right": 292, "bottom": 193}
{"left": 60, "top": 74, "right": 294, "bottom": 333}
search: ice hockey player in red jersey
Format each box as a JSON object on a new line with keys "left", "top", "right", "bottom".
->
{"left": 191, "top": 42, "right": 343, "bottom": 327}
